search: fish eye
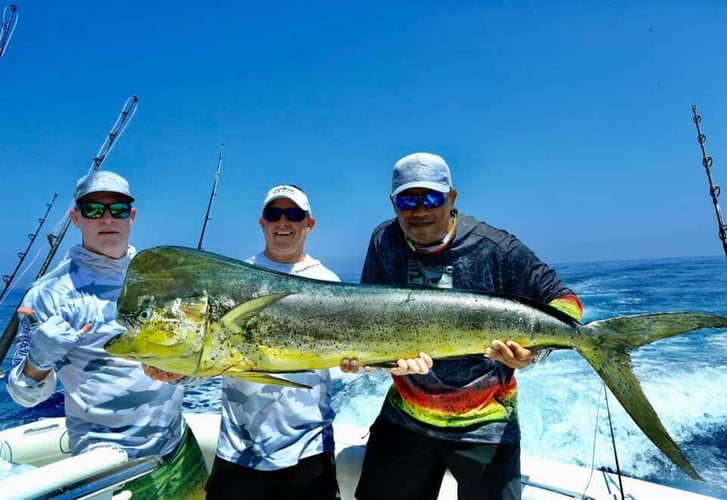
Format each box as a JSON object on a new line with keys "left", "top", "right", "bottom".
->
{"left": 138, "top": 307, "right": 154, "bottom": 322}
{"left": 136, "top": 295, "right": 156, "bottom": 323}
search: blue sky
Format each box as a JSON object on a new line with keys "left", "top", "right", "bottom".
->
{"left": 2, "top": 1, "right": 727, "bottom": 284}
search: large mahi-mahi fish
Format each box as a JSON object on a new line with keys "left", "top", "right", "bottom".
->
{"left": 106, "top": 246, "right": 727, "bottom": 480}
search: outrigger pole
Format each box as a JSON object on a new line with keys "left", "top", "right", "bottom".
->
{"left": 691, "top": 105, "right": 727, "bottom": 260}
{"left": 0, "top": 3, "right": 18, "bottom": 59}
{"left": 0, "top": 193, "right": 58, "bottom": 303}
{"left": 0, "top": 95, "right": 139, "bottom": 377}
{"left": 197, "top": 144, "right": 224, "bottom": 250}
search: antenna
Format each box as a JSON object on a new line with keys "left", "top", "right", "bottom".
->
{"left": 0, "top": 193, "right": 58, "bottom": 303}
{"left": 197, "top": 144, "right": 224, "bottom": 250}
{"left": 691, "top": 105, "right": 727, "bottom": 260}
{"left": 0, "top": 3, "right": 18, "bottom": 59}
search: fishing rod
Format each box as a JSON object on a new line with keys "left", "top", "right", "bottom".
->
{"left": 603, "top": 391, "right": 626, "bottom": 500}
{"left": 0, "top": 3, "right": 18, "bottom": 59}
{"left": 35, "top": 95, "right": 139, "bottom": 279}
{"left": 0, "top": 193, "right": 58, "bottom": 303}
{"left": 197, "top": 143, "right": 224, "bottom": 250}
{"left": 0, "top": 95, "right": 139, "bottom": 377}
{"left": 691, "top": 105, "right": 727, "bottom": 260}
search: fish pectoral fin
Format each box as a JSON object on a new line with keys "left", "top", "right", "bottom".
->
{"left": 220, "top": 292, "right": 294, "bottom": 333}
{"left": 237, "top": 372, "right": 313, "bottom": 389}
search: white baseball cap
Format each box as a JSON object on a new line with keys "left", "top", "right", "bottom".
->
{"left": 262, "top": 184, "right": 311, "bottom": 214}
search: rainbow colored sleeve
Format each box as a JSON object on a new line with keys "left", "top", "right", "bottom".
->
{"left": 548, "top": 294, "right": 583, "bottom": 321}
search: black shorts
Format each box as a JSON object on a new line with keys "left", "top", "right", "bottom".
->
{"left": 205, "top": 452, "right": 340, "bottom": 500}
{"left": 355, "top": 416, "right": 521, "bottom": 500}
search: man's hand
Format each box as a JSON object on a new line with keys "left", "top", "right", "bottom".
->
{"left": 389, "top": 353, "right": 433, "bottom": 376}
{"left": 142, "top": 364, "right": 185, "bottom": 383}
{"left": 340, "top": 352, "right": 433, "bottom": 376}
{"left": 340, "top": 358, "right": 371, "bottom": 373}
{"left": 484, "top": 340, "right": 535, "bottom": 369}
{"left": 19, "top": 308, "right": 92, "bottom": 371}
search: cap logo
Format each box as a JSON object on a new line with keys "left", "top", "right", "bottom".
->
{"left": 272, "top": 186, "right": 295, "bottom": 196}
{"left": 408, "top": 162, "right": 431, "bottom": 179}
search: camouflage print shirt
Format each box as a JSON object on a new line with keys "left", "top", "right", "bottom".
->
{"left": 7, "top": 245, "right": 186, "bottom": 458}
{"left": 215, "top": 252, "right": 339, "bottom": 470}
{"left": 361, "top": 212, "right": 578, "bottom": 444}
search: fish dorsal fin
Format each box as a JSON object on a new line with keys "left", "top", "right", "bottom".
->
{"left": 220, "top": 292, "right": 293, "bottom": 333}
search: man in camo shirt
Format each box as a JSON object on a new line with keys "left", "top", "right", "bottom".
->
{"left": 205, "top": 184, "right": 341, "bottom": 500}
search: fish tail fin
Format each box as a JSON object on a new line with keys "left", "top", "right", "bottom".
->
{"left": 578, "top": 312, "right": 727, "bottom": 481}
{"left": 588, "top": 312, "right": 727, "bottom": 350}
{"left": 579, "top": 346, "right": 703, "bottom": 480}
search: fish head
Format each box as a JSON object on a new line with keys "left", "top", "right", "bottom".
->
{"left": 106, "top": 245, "right": 298, "bottom": 378}
{"left": 105, "top": 292, "right": 209, "bottom": 375}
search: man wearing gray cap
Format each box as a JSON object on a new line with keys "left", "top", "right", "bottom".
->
{"left": 350, "top": 153, "right": 583, "bottom": 500}
{"left": 7, "top": 170, "right": 207, "bottom": 498}
{"left": 205, "top": 184, "right": 341, "bottom": 500}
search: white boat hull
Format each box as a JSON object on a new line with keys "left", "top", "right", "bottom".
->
{"left": 0, "top": 414, "right": 719, "bottom": 500}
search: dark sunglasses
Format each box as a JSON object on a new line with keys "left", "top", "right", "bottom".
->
{"left": 76, "top": 201, "right": 132, "bottom": 219}
{"left": 262, "top": 206, "right": 309, "bottom": 223}
{"left": 393, "top": 191, "right": 447, "bottom": 211}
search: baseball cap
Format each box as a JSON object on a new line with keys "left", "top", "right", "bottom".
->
{"left": 391, "top": 152, "right": 452, "bottom": 196}
{"left": 262, "top": 184, "right": 311, "bottom": 214}
{"left": 74, "top": 171, "right": 135, "bottom": 202}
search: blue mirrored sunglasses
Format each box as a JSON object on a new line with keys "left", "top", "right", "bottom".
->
{"left": 76, "top": 201, "right": 132, "bottom": 219}
{"left": 393, "top": 191, "right": 447, "bottom": 211}
{"left": 263, "top": 206, "right": 309, "bottom": 222}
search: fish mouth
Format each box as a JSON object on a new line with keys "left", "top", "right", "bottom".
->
{"left": 112, "top": 314, "right": 141, "bottom": 336}
{"left": 104, "top": 315, "right": 140, "bottom": 354}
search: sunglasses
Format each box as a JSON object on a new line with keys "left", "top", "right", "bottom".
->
{"left": 393, "top": 191, "right": 447, "bottom": 211}
{"left": 262, "top": 206, "right": 309, "bottom": 223}
{"left": 76, "top": 201, "right": 132, "bottom": 219}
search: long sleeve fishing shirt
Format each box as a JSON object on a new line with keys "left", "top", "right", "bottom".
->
{"left": 7, "top": 244, "right": 186, "bottom": 458}
{"left": 361, "top": 212, "right": 581, "bottom": 444}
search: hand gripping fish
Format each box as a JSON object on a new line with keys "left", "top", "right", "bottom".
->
{"left": 106, "top": 246, "right": 727, "bottom": 481}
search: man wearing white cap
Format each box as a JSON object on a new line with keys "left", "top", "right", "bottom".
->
{"left": 350, "top": 153, "right": 583, "bottom": 500}
{"left": 205, "top": 184, "right": 341, "bottom": 499}
{"left": 7, "top": 170, "right": 207, "bottom": 498}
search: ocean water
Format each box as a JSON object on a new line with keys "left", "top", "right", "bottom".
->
{"left": 1, "top": 256, "right": 726, "bottom": 497}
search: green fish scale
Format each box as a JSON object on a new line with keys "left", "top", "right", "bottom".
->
{"left": 228, "top": 287, "right": 577, "bottom": 372}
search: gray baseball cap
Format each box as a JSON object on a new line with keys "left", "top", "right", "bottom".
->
{"left": 74, "top": 171, "right": 134, "bottom": 202}
{"left": 391, "top": 152, "right": 452, "bottom": 196}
